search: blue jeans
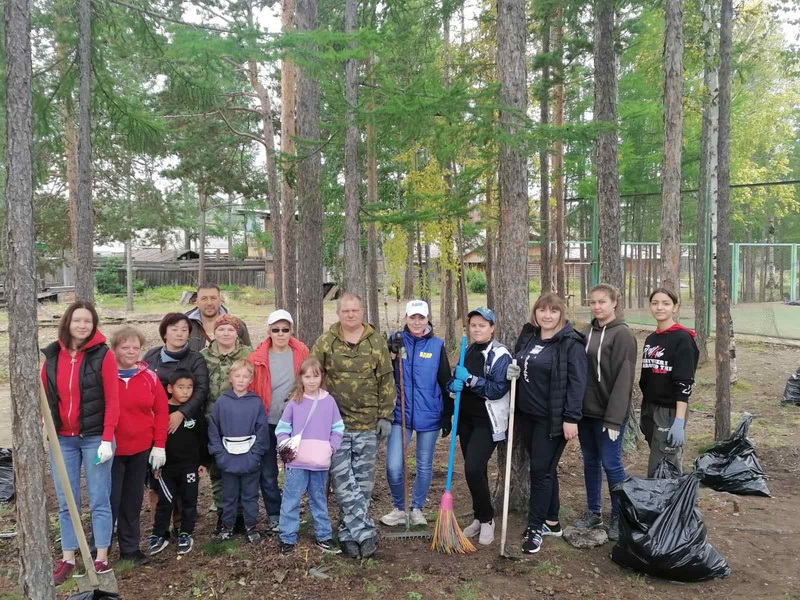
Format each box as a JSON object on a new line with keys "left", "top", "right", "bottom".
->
{"left": 50, "top": 435, "right": 113, "bottom": 552}
{"left": 260, "top": 424, "right": 281, "bottom": 522}
{"left": 279, "top": 468, "right": 332, "bottom": 544}
{"left": 386, "top": 425, "right": 439, "bottom": 511}
{"left": 578, "top": 417, "right": 627, "bottom": 517}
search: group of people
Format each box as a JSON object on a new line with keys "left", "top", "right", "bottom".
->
{"left": 41, "top": 281, "right": 698, "bottom": 585}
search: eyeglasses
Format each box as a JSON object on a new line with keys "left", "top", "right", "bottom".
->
{"left": 270, "top": 328, "right": 291, "bottom": 334}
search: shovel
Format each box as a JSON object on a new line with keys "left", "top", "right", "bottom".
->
{"left": 39, "top": 382, "right": 120, "bottom": 597}
{"left": 499, "top": 360, "right": 520, "bottom": 561}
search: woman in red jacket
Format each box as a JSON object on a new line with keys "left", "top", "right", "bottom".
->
{"left": 109, "top": 327, "right": 169, "bottom": 566}
{"left": 247, "top": 309, "right": 309, "bottom": 530}
{"left": 41, "top": 301, "right": 119, "bottom": 584}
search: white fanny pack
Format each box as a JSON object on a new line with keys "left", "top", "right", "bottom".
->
{"left": 222, "top": 435, "right": 256, "bottom": 455}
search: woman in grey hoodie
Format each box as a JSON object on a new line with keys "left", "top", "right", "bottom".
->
{"left": 575, "top": 284, "right": 637, "bottom": 541}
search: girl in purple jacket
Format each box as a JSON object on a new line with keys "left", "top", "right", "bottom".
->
{"left": 276, "top": 357, "right": 344, "bottom": 555}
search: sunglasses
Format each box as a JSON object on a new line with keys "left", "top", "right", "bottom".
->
{"left": 271, "top": 327, "right": 291, "bottom": 334}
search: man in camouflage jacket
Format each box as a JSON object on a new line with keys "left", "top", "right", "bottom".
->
{"left": 311, "top": 293, "right": 395, "bottom": 559}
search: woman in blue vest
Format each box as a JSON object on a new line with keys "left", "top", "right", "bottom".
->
{"left": 380, "top": 300, "right": 452, "bottom": 528}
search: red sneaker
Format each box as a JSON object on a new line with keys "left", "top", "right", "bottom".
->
{"left": 93, "top": 560, "right": 111, "bottom": 574}
{"left": 53, "top": 560, "right": 75, "bottom": 585}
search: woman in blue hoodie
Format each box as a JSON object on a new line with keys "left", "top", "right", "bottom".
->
{"left": 508, "top": 292, "right": 587, "bottom": 555}
{"left": 380, "top": 300, "right": 452, "bottom": 529}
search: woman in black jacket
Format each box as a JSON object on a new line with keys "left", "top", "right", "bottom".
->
{"left": 508, "top": 293, "right": 587, "bottom": 555}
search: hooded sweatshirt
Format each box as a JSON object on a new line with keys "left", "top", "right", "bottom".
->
{"left": 185, "top": 306, "right": 252, "bottom": 352}
{"left": 40, "top": 330, "right": 120, "bottom": 441}
{"left": 207, "top": 389, "right": 269, "bottom": 474}
{"left": 114, "top": 362, "right": 169, "bottom": 456}
{"left": 275, "top": 392, "right": 344, "bottom": 471}
{"left": 248, "top": 336, "right": 309, "bottom": 418}
{"left": 582, "top": 318, "right": 638, "bottom": 430}
{"left": 639, "top": 323, "right": 700, "bottom": 408}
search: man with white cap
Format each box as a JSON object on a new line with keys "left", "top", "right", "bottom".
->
{"left": 248, "top": 309, "right": 309, "bottom": 532}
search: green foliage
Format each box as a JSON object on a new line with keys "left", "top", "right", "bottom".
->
{"left": 231, "top": 243, "right": 249, "bottom": 261}
{"left": 96, "top": 257, "right": 125, "bottom": 294}
{"left": 465, "top": 268, "right": 487, "bottom": 294}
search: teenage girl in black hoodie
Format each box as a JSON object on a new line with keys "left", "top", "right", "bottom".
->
{"left": 639, "top": 287, "right": 699, "bottom": 477}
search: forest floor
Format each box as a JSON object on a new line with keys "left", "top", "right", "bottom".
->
{"left": 0, "top": 294, "right": 799, "bottom": 599}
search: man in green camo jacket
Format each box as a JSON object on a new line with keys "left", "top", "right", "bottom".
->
{"left": 311, "top": 293, "right": 395, "bottom": 559}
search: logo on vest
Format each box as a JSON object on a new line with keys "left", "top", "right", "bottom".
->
{"left": 418, "top": 351, "right": 433, "bottom": 359}
{"left": 183, "top": 418, "right": 196, "bottom": 429}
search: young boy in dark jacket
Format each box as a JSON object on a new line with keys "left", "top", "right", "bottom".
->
{"left": 208, "top": 359, "right": 269, "bottom": 544}
{"left": 149, "top": 370, "right": 208, "bottom": 557}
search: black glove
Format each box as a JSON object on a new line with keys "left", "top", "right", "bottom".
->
{"left": 441, "top": 419, "right": 452, "bottom": 438}
{"left": 387, "top": 332, "right": 402, "bottom": 355}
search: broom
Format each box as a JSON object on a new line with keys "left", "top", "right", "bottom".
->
{"left": 431, "top": 334, "right": 476, "bottom": 554}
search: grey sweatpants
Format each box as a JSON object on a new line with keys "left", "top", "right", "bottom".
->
{"left": 330, "top": 431, "right": 378, "bottom": 543}
{"left": 640, "top": 402, "right": 686, "bottom": 477}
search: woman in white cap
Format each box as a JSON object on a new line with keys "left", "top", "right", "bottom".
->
{"left": 247, "top": 310, "right": 309, "bottom": 532}
{"left": 448, "top": 307, "right": 511, "bottom": 545}
{"left": 381, "top": 300, "right": 452, "bottom": 528}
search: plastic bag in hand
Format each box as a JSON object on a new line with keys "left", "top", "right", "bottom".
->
{"left": 0, "top": 449, "right": 13, "bottom": 503}
{"left": 781, "top": 368, "right": 800, "bottom": 406}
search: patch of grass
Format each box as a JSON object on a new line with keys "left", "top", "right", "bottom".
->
{"left": 200, "top": 539, "right": 239, "bottom": 556}
{"left": 407, "top": 592, "right": 423, "bottom": 600}
{"left": 732, "top": 380, "right": 753, "bottom": 392}
{"left": 361, "top": 557, "right": 378, "bottom": 569}
{"left": 114, "top": 559, "right": 136, "bottom": 576}
{"left": 455, "top": 582, "right": 480, "bottom": 600}
{"left": 192, "top": 571, "right": 207, "bottom": 588}
{"left": 364, "top": 581, "right": 384, "bottom": 595}
{"left": 56, "top": 578, "right": 78, "bottom": 594}
{"left": 0, "top": 594, "right": 23, "bottom": 600}
{"left": 533, "top": 561, "right": 561, "bottom": 577}
{"left": 625, "top": 573, "right": 649, "bottom": 587}
{"left": 690, "top": 403, "right": 711, "bottom": 412}
{"left": 402, "top": 572, "right": 425, "bottom": 582}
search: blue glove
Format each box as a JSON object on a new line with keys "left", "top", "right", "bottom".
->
{"left": 449, "top": 379, "right": 464, "bottom": 393}
{"left": 667, "top": 417, "right": 685, "bottom": 448}
{"left": 454, "top": 366, "right": 471, "bottom": 383}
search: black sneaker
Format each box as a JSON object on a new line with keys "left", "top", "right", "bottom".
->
{"left": 279, "top": 542, "right": 295, "bottom": 556}
{"left": 574, "top": 511, "right": 604, "bottom": 529}
{"left": 148, "top": 535, "right": 169, "bottom": 555}
{"left": 217, "top": 527, "right": 234, "bottom": 541}
{"left": 341, "top": 540, "right": 360, "bottom": 559}
{"left": 359, "top": 535, "right": 378, "bottom": 559}
{"left": 316, "top": 538, "right": 341, "bottom": 554}
{"left": 608, "top": 515, "right": 620, "bottom": 542}
{"left": 264, "top": 520, "right": 280, "bottom": 535}
{"left": 541, "top": 522, "right": 563, "bottom": 537}
{"left": 521, "top": 525, "right": 534, "bottom": 540}
{"left": 119, "top": 550, "right": 150, "bottom": 566}
{"left": 522, "top": 530, "right": 543, "bottom": 555}
{"left": 177, "top": 533, "right": 194, "bottom": 555}
{"left": 246, "top": 527, "right": 262, "bottom": 545}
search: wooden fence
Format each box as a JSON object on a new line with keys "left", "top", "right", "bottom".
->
{"left": 115, "top": 260, "right": 271, "bottom": 289}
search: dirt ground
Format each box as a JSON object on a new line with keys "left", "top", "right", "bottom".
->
{"left": 0, "top": 301, "right": 799, "bottom": 599}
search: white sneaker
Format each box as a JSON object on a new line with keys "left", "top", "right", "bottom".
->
{"left": 409, "top": 509, "right": 427, "bottom": 526}
{"left": 479, "top": 520, "right": 495, "bottom": 545}
{"left": 380, "top": 508, "right": 407, "bottom": 527}
{"left": 462, "top": 519, "right": 481, "bottom": 538}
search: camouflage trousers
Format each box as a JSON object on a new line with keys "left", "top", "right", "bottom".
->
{"left": 330, "top": 431, "right": 378, "bottom": 543}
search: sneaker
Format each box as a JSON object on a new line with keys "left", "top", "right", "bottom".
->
{"left": 316, "top": 538, "right": 342, "bottom": 554}
{"left": 217, "top": 527, "right": 234, "bottom": 541}
{"left": 279, "top": 542, "right": 295, "bottom": 556}
{"left": 479, "top": 520, "right": 495, "bottom": 545}
{"left": 521, "top": 525, "right": 534, "bottom": 540}
{"left": 380, "top": 508, "right": 407, "bottom": 527}
{"left": 341, "top": 540, "right": 360, "bottom": 559}
{"left": 93, "top": 560, "right": 112, "bottom": 574}
{"left": 359, "top": 535, "right": 378, "bottom": 559}
{"left": 148, "top": 535, "right": 169, "bottom": 555}
{"left": 246, "top": 527, "right": 262, "bottom": 544}
{"left": 521, "top": 530, "right": 543, "bottom": 555}
{"left": 53, "top": 560, "right": 75, "bottom": 585}
{"left": 119, "top": 550, "right": 150, "bottom": 566}
{"left": 265, "top": 518, "right": 281, "bottom": 535}
{"left": 574, "top": 511, "right": 604, "bottom": 529}
{"left": 608, "top": 515, "right": 620, "bottom": 541}
{"left": 177, "top": 533, "right": 194, "bottom": 555}
{"left": 463, "top": 519, "right": 481, "bottom": 538}
{"left": 409, "top": 509, "right": 427, "bottom": 526}
{"left": 541, "top": 522, "right": 563, "bottom": 537}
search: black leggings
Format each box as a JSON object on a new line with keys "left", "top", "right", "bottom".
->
{"left": 520, "top": 413, "right": 567, "bottom": 531}
{"left": 458, "top": 416, "right": 498, "bottom": 523}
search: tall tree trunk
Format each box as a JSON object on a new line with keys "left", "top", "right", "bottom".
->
{"left": 281, "top": 0, "right": 298, "bottom": 315}
{"left": 423, "top": 242, "right": 432, "bottom": 307}
{"left": 485, "top": 173, "right": 495, "bottom": 310}
{"left": 56, "top": 30, "right": 79, "bottom": 269}
{"left": 766, "top": 218, "right": 777, "bottom": 301}
{"left": 441, "top": 263, "right": 455, "bottom": 349}
{"left": 594, "top": 0, "right": 623, "bottom": 294}
{"left": 403, "top": 226, "right": 415, "bottom": 299}
{"left": 295, "top": 0, "right": 323, "bottom": 346}
{"left": 539, "top": 19, "right": 552, "bottom": 295}
{"left": 660, "top": 0, "right": 684, "bottom": 292}
{"left": 552, "top": 8, "right": 566, "bottom": 298}
{"left": 715, "top": 0, "right": 733, "bottom": 440}
{"left": 343, "top": 0, "right": 363, "bottom": 297}
{"left": 75, "top": 0, "right": 94, "bottom": 301}
{"left": 497, "top": 0, "right": 530, "bottom": 511}
{"left": 5, "top": 0, "right": 56, "bottom": 595}
{"left": 365, "top": 70, "right": 380, "bottom": 330}
{"left": 227, "top": 202, "right": 234, "bottom": 256}
{"left": 198, "top": 191, "right": 207, "bottom": 284}
{"left": 126, "top": 239, "right": 134, "bottom": 311}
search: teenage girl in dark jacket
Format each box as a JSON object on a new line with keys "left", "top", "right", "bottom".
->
{"left": 508, "top": 293, "right": 587, "bottom": 555}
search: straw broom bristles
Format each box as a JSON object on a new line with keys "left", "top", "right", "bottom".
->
{"left": 431, "top": 491, "right": 476, "bottom": 554}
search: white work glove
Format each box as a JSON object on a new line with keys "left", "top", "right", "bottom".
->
{"left": 149, "top": 447, "right": 167, "bottom": 471}
{"left": 376, "top": 418, "right": 393, "bottom": 440}
{"left": 603, "top": 427, "right": 620, "bottom": 442}
{"left": 506, "top": 363, "right": 521, "bottom": 380}
{"left": 96, "top": 441, "right": 114, "bottom": 464}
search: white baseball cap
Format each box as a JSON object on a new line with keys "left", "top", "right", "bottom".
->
{"left": 267, "top": 309, "right": 294, "bottom": 326}
{"left": 405, "top": 300, "right": 429, "bottom": 318}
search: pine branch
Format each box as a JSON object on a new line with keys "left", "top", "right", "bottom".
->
{"left": 107, "top": 0, "right": 234, "bottom": 34}
{"left": 217, "top": 109, "right": 266, "bottom": 147}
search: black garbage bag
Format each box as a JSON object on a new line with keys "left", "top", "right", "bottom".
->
{"left": 693, "top": 413, "right": 771, "bottom": 497}
{"left": 611, "top": 473, "right": 731, "bottom": 582}
{"left": 782, "top": 368, "right": 800, "bottom": 406}
{"left": 67, "top": 591, "right": 120, "bottom": 600}
{"left": 652, "top": 456, "right": 681, "bottom": 480}
{"left": 0, "top": 449, "right": 13, "bottom": 503}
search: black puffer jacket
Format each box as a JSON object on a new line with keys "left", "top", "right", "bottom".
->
{"left": 144, "top": 345, "right": 210, "bottom": 419}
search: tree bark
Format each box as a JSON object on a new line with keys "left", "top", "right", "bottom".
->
{"left": 539, "top": 19, "right": 552, "bottom": 295}
{"left": 485, "top": 173, "right": 495, "bottom": 310}
{"left": 55, "top": 30, "right": 79, "bottom": 265}
{"left": 715, "top": 0, "right": 732, "bottom": 441}
{"left": 403, "top": 226, "right": 415, "bottom": 299}
{"left": 365, "top": 72, "right": 380, "bottom": 330}
{"left": 75, "top": 0, "right": 94, "bottom": 301}
{"left": 5, "top": 0, "right": 56, "bottom": 595}
{"left": 198, "top": 191, "right": 207, "bottom": 285}
{"left": 552, "top": 8, "right": 566, "bottom": 299}
{"left": 295, "top": 0, "right": 323, "bottom": 346}
{"left": 660, "top": 0, "right": 684, "bottom": 292}
{"left": 281, "top": 0, "right": 298, "bottom": 316}
{"left": 594, "top": 0, "right": 623, "bottom": 295}
{"left": 126, "top": 239, "right": 134, "bottom": 312}
{"left": 343, "top": 0, "right": 363, "bottom": 297}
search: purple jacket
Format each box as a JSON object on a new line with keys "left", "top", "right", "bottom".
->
{"left": 275, "top": 392, "right": 344, "bottom": 471}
